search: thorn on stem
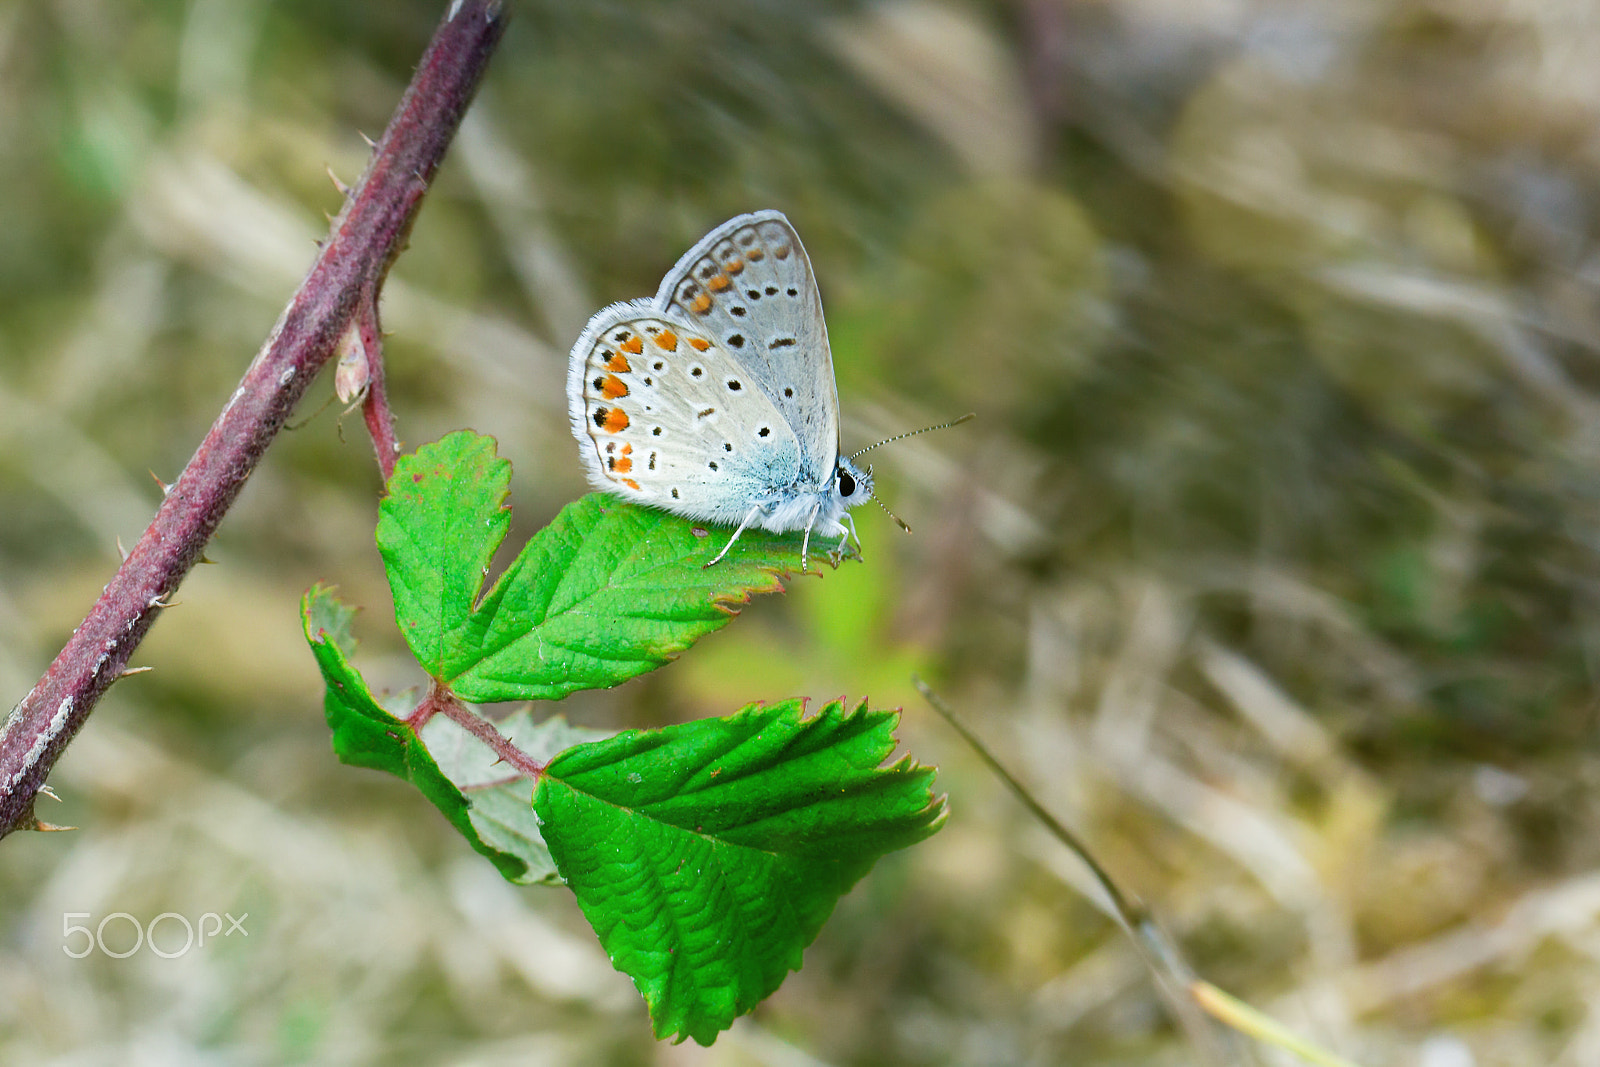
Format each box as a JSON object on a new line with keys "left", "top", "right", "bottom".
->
{"left": 326, "top": 165, "right": 350, "bottom": 195}
{"left": 38, "top": 785, "right": 61, "bottom": 802}
{"left": 149, "top": 470, "right": 173, "bottom": 496}
{"left": 119, "top": 666, "right": 154, "bottom": 678}
{"left": 116, "top": 537, "right": 128, "bottom": 562}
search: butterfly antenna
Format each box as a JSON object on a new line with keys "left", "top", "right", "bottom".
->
{"left": 875, "top": 495, "right": 912, "bottom": 534}
{"left": 849, "top": 412, "right": 975, "bottom": 460}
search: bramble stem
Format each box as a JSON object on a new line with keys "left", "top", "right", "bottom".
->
{"left": 408, "top": 682, "right": 544, "bottom": 780}
{"left": 358, "top": 298, "right": 402, "bottom": 480}
{"left": 436, "top": 700, "right": 547, "bottom": 781}
{"left": 0, "top": 0, "right": 509, "bottom": 839}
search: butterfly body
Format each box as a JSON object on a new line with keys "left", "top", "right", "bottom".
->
{"left": 566, "top": 211, "right": 872, "bottom": 565}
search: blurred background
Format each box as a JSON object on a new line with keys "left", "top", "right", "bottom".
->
{"left": 4, "top": 0, "right": 1600, "bottom": 1063}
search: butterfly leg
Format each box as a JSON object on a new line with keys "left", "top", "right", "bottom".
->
{"left": 825, "top": 513, "right": 862, "bottom": 567}
{"left": 799, "top": 502, "right": 825, "bottom": 573}
{"left": 842, "top": 511, "right": 862, "bottom": 560}
{"left": 705, "top": 505, "right": 766, "bottom": 568}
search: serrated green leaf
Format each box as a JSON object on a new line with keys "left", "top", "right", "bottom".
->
{"left": 374, "top": 431, "right": 821, "bottom": 703}
{"left": 422, "top": 708, "right": 613, "bottom": 885}
{"left": 377, "top": 431, "right": 512, "bottom": 679}
{"left": 532, "top": 698, "right": 947, "bottom": 1045}
{"left": 301, "top": 583, "right": 529, "bottom": 883}
{"left": 452, "top": 493, "right": 809, "bottom": 702}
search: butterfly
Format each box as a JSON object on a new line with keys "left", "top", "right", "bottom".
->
{"left": 565, "top": 210, "right": 874, "bottom": 569}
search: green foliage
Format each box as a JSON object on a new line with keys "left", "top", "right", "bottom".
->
{"left": 303, "top": 431, "right": 945, "bottom": 1041}
{"left": 375, "top": 430, "right": 513, "bottom": 682}
{"left": 377, "top": 431, "right": 812, "bottom": 702}
{"left": 535, "top": 698, "right": 947, "bottom": 1044}
{"left": 302, "top": 583, "right": 533, "bottom": 882}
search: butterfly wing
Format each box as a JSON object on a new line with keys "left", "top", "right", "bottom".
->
{"left": 566, "top": 301, "right": 808, "bottom": 526}
{"left": 654, "top": 210, "right": 839, "bottom": 487}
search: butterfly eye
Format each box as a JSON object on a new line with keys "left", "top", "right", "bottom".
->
{"left": 838, "top": 469, "right": 857, "bottom": 497}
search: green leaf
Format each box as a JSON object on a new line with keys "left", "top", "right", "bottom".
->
{"left": 532, "top": 698, "right": 948, "bottom": 1045}
{"left": 375, "top": 431, "right": 816, "bottom": 703}
{"left": 301, "top": 583, "right": 529, "bottom": 883}
{"left": 453, "top": 493, "right": 808, "bottom": 702}
{"left": 377, "top": 430, "right": 512, "bottom": 680}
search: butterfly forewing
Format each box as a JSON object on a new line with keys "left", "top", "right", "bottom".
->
{"left": 566, "top": 302, "right": 806, "bottom": 526}
{"left": 656, "top": 211, "right": 839, "bottom": 485}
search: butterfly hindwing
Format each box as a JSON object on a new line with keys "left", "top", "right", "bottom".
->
{"left": 565, "top": 302, "right": 806, "bottom": 527}
{"left": 656, "top": 210, "right": 839, "bottom": 485}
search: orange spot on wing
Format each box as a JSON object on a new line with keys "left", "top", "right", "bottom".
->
{"left": 622, "top": 443, "right": 633, "bottom": 454}
{"left": 620, "top": 335, "right": 644, "bottom": 354}
{"left": 621, "top": 478, "right": 640, "bottom": 491}
{"left": 653, "top": 329, "right": 679, "bottom": 351}
{"left": 605, "top": 351, "right": 631, "bottom": 373}
{"left": 746, "top": 248, "right": 764, "bottom": 261}
{"left": 602, "top": 409, "right": 630, "bottom": 433}
{"left": 688, "top": 336, "right": 711, "bottom": 351}
{"left": 613, "top": 456, "right": 633, "bottom": 473}
{"left": 724, "top": 257, "right": 744, "bottom": 275}
{"left": 601, "top": 374, "right": 628, "bottom": 399}
{"left": 708, "top": 274, "right": 732, "bottom": 292}
{"left": 691, "top": 292, "right": 713, "bottom": 315}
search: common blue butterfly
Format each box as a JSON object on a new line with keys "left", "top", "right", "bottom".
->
{"left": 566, "top": 210, "right": 872, "bottom": 569}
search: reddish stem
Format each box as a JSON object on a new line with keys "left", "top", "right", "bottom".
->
{"left": 359, "top": 297, "right": 402, "bottom": 480}
{"left": 0, "top": 0, "right": 509, "bottom": 839}
{"left": 405, "top": 689, "right": 441, "bottom": 731}
{"left": 408, "top": 683, "right": 544, "bottom": 780}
